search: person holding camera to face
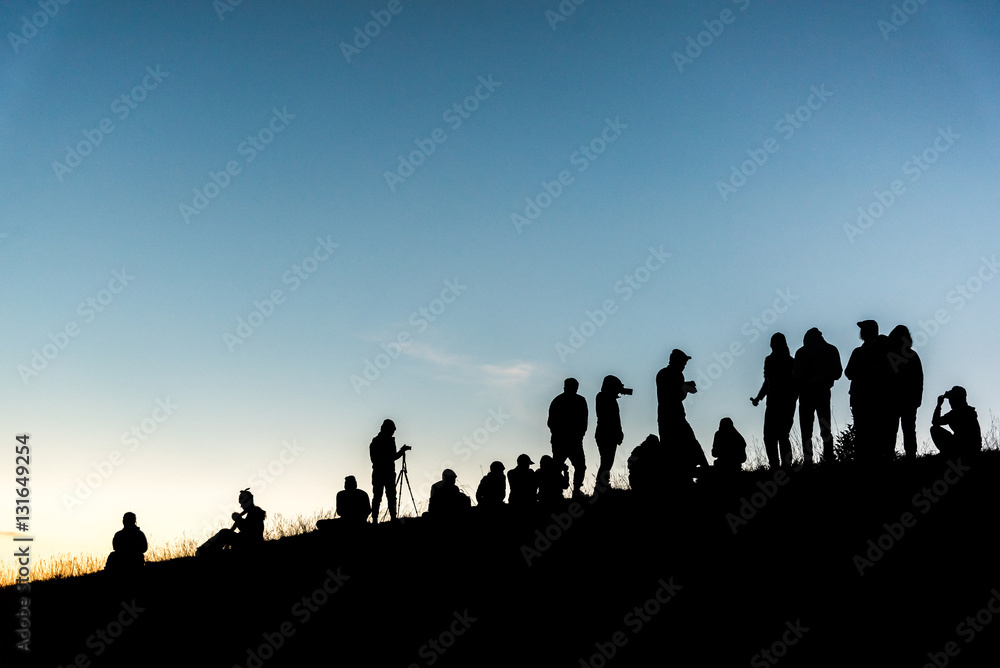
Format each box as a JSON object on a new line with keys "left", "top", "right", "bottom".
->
{"left": 931, "top": 386, "right": 982, "bottom": 458}
{"left": 595, "top": 375, "right": 632, "bottom": 492}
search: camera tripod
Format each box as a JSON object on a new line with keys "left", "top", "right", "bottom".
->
{"left": 394, "top": 450, "right": 418, "bottom": 520}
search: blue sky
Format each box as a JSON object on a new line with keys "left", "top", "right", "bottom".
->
{"left": 2, "top": 0, "right": 998, "bottom": 559}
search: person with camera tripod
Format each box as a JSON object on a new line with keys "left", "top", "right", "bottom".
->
{"left": 370, "top": 419, "right": 410, "bottom": 524}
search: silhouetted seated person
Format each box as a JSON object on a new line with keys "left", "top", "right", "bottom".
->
{"left": 712, "top": 418, "right": 747, "bottom": 473}
{"left": 427, "top": 469, "right": 471, "bottom": 518}
{"left": 106, "top": 512, "right": 147, "bottom": 578}
{"left": 318, "top": 475, "right": 371, "bottom": 533}
{"left": 476, "top": 461, "right": 507, "bottom": 511}
{"left": 627, "top": 434, "right": 664, "bottom": 495}
{"left": 537, "top": 455, "right": 570, "bottom": 510}
{"left": 218, "top": 489, "right": 266, "bottom": 552}
{"left": 931, "top": 386, "right": 982, "bottom": 458}
{"left": 507, "top": 454, "right": 537, "bottom": 512}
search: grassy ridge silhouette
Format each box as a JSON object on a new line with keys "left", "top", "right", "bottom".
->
{"left": 5, "top": 447, "right": 1000, "bottom": 667}
{"left": 3, "top": 415, "right": 995, "bottom": 590}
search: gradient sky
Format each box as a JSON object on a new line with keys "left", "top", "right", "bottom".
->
{"left": 2, "top": 0, "right": 999, "bottom": 561}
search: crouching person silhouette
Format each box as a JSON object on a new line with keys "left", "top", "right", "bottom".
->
{"left": 712, "top": 418, "right": 747, "bottom": 474}
{"left": 476, "top": 461, "right": 507, "bottom": 512}
{"left": 627, "top": 434, "right": 664, "bottom": 497}
{"left": 931, "top": 386, "right": 982, "bottom": 458}
{"left": 427, "top": 469, "right": 471, "bottom": 519}
{"left": 106, "top": 512, "right": 147, "bottom": 581}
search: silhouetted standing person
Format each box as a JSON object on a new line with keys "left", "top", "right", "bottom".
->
{"left": 107, "top": 511, "right": 147, "bottom": 578}
{"left": 656, "top": 349, "right": 707, "bottom": 481}
{"left": 931, "top": 386, "right": 982, "bottom": 457}
{"left": 548, "top": 378, "right": 588, "bottom": 497}
{"left": 507, "top": 454, "right": 537, "bottom": 512}
{"left": 476, "top": 461, "right": 507, "bottom": 509}
{"left": 428, "top": 469, "right": 471, "bottom": 518}
{"left": 845, "top": 320, "right": 892, "bottom": 462}
{"left": 595, "top": 375, "right": 631, "bottom": 492}
{"left": 887, "top": 324, "right": 923, "bottom": 460}
{"left": 336, "top": 475, "right": 372, "bottom": 526}
{"left": 793, "top": 327, "right": 842, "bottom": 463}
{"left": 370, "top": 419, "right": 410, "bottom": 523}
{"left": 712, "top": 418, "right": 747, "bottom": 473}
{"left": 751, "top": 333, "right": 798, "bottom": 468}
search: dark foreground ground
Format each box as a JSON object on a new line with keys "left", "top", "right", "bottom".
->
{"left": 5, "top": 453, "right": 1000, "bottom": 668}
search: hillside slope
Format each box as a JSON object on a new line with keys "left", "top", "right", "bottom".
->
{"left": 5, "top": 454, "right": 1000, "bottom": 667}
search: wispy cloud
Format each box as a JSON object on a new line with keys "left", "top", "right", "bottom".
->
{"left": 402, "top": 343, "right": 538, "bottom": 387}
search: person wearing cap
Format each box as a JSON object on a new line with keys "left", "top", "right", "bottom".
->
{"left": 931, "top": 386, "right": 982, "bottom": 457}
{"left": 369, "top": 418, "right": 410, "bottom": 523}
{"left": 336, "top": 475, "right": 372, "bottom": 526}
{"left": 655, "top": 349, "right": 708, "bottom": 479}
{"left": 107, "top": 511, "right": 148, "bottom": 577}
{"left": 428, "top": 469, "right": 471, "bottom": 517}
{"left": 751, "top": 333, "right": 798, "bottom": 468}
{"left": 547, "top": 378, "right": 589, "bottom": 497}
{"left": 507, "top": 454, "right": 538, "bottom": 511}
{"left": 476, "top": 461, "right": 507, "bottom": 510}
{"left": 595, "top": 375, "right": 630, "bottom": 491}
{"left": 845, "top": 320, "right": 893, "bottom": 463}
{"left": 886, "top": 325, "right": 923, "bottom": 461}
{"left": 793, "top": 327, "right": 843, "bottom": 463}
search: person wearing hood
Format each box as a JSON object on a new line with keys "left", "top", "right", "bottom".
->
{"left": 751, "top": 333, "right": 798, "bottom": 468}
{"left": 712, "top": 418, "right": 748, "bottom": 473}
{"left": 793, "top": 327, "right": 843, "bottom": 463}
{"left": 931, "top": 386, "right": 982, "bottom": 457}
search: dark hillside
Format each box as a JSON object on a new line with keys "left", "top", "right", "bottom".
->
{"left": 5, "top": 453, "right": 1000, "bottom": 667}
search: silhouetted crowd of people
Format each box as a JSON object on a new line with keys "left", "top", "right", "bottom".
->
{"left": 106, "top": 319, "right": 986, "bottom": 572}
